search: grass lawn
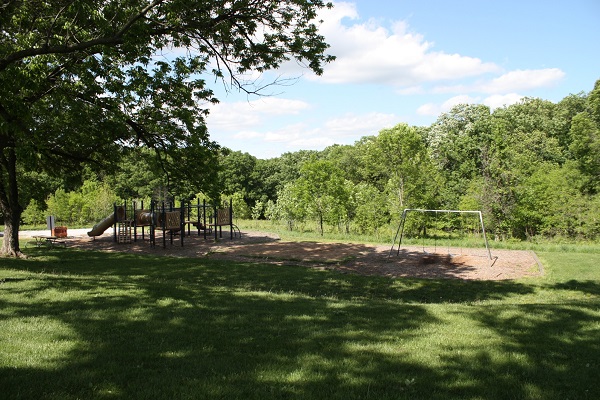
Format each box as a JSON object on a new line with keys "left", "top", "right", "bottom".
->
{"left": 0, "top": 240, "right": 598, "bottom": 399}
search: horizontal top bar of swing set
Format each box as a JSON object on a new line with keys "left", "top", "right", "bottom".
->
{"left": 402, "top": 209, "right": 482, "bottom": 214}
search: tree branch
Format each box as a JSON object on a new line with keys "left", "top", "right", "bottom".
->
{"left": 0, "top": 0, "right": 165, "bottom": 71}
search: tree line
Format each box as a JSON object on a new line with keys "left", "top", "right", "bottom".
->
{"left": 23, "top": 79, "right": 600, "bottom": 242}
{"left": 224, "top": 80, "right": 599, "bottom": 241}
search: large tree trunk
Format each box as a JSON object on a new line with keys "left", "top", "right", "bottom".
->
{"left": 1, "top": 208, "right": 23, "bottom": 257}
{"left": 0, "top": 142, "right": 25, "bottom": 258}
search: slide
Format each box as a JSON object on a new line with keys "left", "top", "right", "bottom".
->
{"left": 87, "top": 214, "right": 115, "bottom": 237}
{"left": 87, "top": 206, "right": 125, "bottom": 237}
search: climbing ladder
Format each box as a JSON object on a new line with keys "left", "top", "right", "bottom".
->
{"left": 117, "top": 220, "right": 133, "bottom": 244}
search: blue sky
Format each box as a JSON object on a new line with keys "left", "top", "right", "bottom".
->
{"left": 204, "top": 0, "right": 600, "bottom": 159}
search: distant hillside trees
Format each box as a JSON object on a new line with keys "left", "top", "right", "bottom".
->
{"left": 218, "top": 79, "right": 600, "bottom": 240}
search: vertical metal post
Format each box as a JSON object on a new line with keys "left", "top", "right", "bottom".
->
{"left": 133, "top": 201, "right": 137, "bottom": 242}
{"left": 162, "top": 201, "right": 166, "bottom": 248}
{"left": 180, "top": 199, "right": 184, "bottom": 247}
{"left": 150, "top": 200, "right": 155, "bottom": 247}
{"left": 141, "top": 200, "right": 145, "bottom": 241}
{"left": 203, "top": 199, "right": 207, "bottom": 240}
{"left": 478, "top": 211, "right": 493, "bottom": 264}
{"left": 196, "top": 197, "right": 200, "bottom": 236}
{"left": 389, "top": 209, "right": 408, "bottom": 258}
{"left": 113, "top": 203, "right": 117, "bottom": 243}
{"left": 214, "top": 204, "right": 218, "bottom": 241}
{"left": 229, "top": 198, "right": 233, "bottom": 240}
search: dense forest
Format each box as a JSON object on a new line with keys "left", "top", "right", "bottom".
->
{"left": 19, "top": 78, "right": 600, "bottom": 241}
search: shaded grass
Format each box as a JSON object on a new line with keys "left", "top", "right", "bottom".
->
{"left": 1, "top": 245, "right": 599, "bottom": 400}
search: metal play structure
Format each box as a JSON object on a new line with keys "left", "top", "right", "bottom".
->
{"left": 389, "top": 208, "right": 493, "bottom": 265}
{"left": 87, "top": 199, "right": 241, "bottom": 248}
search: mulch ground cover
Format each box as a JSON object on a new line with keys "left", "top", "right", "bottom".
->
{"left": 61, "top": 230, "right": 543, "bottom": 281}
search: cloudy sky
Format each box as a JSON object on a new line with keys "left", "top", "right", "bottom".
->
{"left": 204, "top": 0, "right": 600, "bottom": 159}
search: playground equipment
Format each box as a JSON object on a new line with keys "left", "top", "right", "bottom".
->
{"left": 117, "top": 219, "right": 133, "bottom": 244}
{"left": 87, "top": 206, "right": 126, "bottom": 237}
{"left": 87, "top": 199, "right": 241, "bottom": 248}
{"left": 389, "top": 208, "right": 494, "bottom": 266}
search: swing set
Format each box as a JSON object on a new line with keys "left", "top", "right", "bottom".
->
{"left": 389, "top": 209, "right": 494, "bottom": 266}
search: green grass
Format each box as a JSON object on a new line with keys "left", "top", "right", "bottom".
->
{"left": 1, "top": 238, "right": 599, "bottom": 399}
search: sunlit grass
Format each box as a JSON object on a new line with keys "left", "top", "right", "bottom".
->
{"left": 1, "top": 240, "right": 599, "bottom": 399}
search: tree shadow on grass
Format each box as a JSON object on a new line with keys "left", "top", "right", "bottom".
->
{"left": 2, "top": 247, "right": 537, "bottom": 304}
{"left": 1, "top": 249, "right": 597, "bottom": 399}
{"left": 462, "top": 303, "right": 600, "bottom": 400}
{"left": 2, "top": 256, "right": 436, "bottom": 399}
{"left": 550, "top": 279, "right": 600, "bottom": 296}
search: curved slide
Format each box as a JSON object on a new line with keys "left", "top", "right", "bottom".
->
{"left": 87, "top": 214, "right": 115, "bottom": 237}
{"left": 87, "top": 206, "right": 125, "bottom": 237}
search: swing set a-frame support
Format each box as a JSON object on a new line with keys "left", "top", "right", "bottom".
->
{"left": 388, "top": 209, "right": 493, "bottom": 265}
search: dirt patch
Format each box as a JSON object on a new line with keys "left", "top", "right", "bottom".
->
{"left": 62, "top": 230, "right": 543, "bottom": 281}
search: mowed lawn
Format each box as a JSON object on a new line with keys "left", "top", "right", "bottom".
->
{"left": 0, "top": 244, "right": 598, "bottom": 400}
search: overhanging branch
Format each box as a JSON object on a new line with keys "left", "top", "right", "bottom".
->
{"left": 0, "top": 0, "right": 165, "bottom": 71}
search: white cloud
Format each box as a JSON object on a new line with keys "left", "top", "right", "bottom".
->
{"left": 433, "top": 68, "right": 565, "bottom": 95}
{"left": 324, "top": 112, "right": 398, "bottom": 136}
{"left": 416, "top": 103, "right": 440, "bottom": 117}
{"left": 290, "top": 136, "right": 337, "bottom": 149}
{"left": 419, "top": 68, "right": 563, "bottom": 115}
{"left": 396, "top": 85, "right": 424, "bottom": 95}
{"left": 261, "top": 112, "right": 397, "bottom": 145}
{"left": 483, "top": 93, "right": 524, "bottom": 110}
{"left": 417, "top": 95, "right": 480, "bottom": 116}
{"left": 308, "top": 2, "right": 565, "bottom": 109}
{"left": 232, "top": 130, "right": 264, "bottom": 139}
{"left": 220, "top": 111, "right": 400, "bottom": 157}
{"left": 263, "top": 124, "right": 312, "bottom": 143}
{"left": 242, "top": 124, "right": 336, "bottom": 151}
{"left": 307, "top": 2, "right": 499, "bottom": 86}
{"left": 444, "top": 95, "right": 480, "bottom": 107}
{"left": 206, "top": 97, "right": 311, "bottom": 131}
{"left": 480, "top": 68, "right": 565, "bottom": 93}
{"left": 418, "top": 92, "right": 530, "bottom": 116}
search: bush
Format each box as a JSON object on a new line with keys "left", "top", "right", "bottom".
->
{"left": 22, "top": 199, "right": 46, "bottom": 225}
{"left": 45, "top": 179, "right": 120, "bottom": 225}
